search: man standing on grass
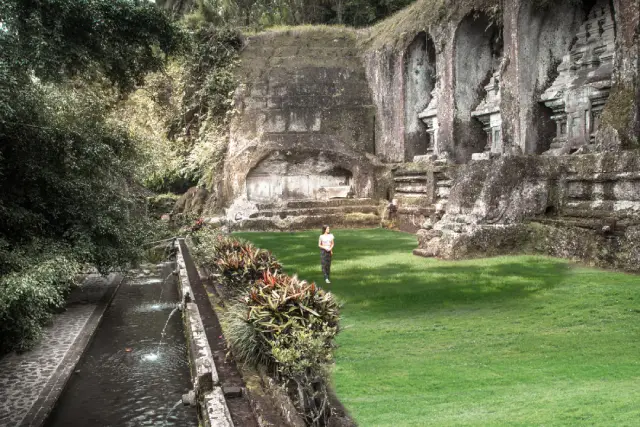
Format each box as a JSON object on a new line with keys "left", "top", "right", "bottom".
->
{"left": 319, "top": 225, "right": 334, "bottom": 284}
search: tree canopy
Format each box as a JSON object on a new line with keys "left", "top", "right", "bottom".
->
{"left": 181, "top": 0, "right": 414, "bottom": 28}
{"left": 0, "top": 0, "right": 181, "bottom": 273}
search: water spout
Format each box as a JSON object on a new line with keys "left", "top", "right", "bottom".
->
{"left": 162, "top": 399, "right": 184, "bottom": 426}
{"left": 156, "top": 307, "right": 180, "bottom": 356}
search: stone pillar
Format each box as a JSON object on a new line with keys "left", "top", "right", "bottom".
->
{"left": 363, "top": 47, "right": 406, "bottom": 162}
{"left": 603, "top": 0, "right": 640, "bottom": 147}
{"left": 499, "top": 0, "right": 520, "bottom": 154}
{"left": 434, "top": 25, "right": 456, "bottom": 161}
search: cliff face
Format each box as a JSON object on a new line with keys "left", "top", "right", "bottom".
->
{"left": 361, "top": 0, "right": 638, "bottom": 162}
{"left": 356, "top": 0, "right": 640, "bottom": 270}
{"left": 224, "top": 28, "right": 377, "bottom": 207}
{"left": 218, "top": 0, "right": 639, "bottom": 268}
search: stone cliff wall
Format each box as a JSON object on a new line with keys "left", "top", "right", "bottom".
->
{"left": 215, "top": 0, "right": 638, "bottom": 265}
{"left": 361, "top": 0, "right": 639, "bottom": 270}
{"left": 223, "top": 28, "right": 377, "bottom": 208}
{"left": 361, "top": 0, "right": 638, "bottom": 162}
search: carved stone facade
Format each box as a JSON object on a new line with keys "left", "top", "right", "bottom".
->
{"left": 470, "top": 70, "right": 502, "bottom": 160}
{"left": 417, "top": 85, "right": 439, "bottom": 159}
{"left": 540, "top": 0, "right": 616, "bottom": 153}
{"left": 218, "top": 0, "right": 639, "bottom": 267}
{"left": 245, "top": 152, "right": 352, "bottom": 202}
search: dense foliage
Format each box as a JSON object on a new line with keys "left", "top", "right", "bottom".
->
{"left": 0, "top": 0, "right": 181, "bottom": 353}
{"left": 193, "top": 0, "right": 414, "bottom": 28}
{"left": 0, "top": 256, "right": 79, "bottom": 354}
{"left": 227, "top": 270, "right": 340, "bottom": 425}
{"left": 0, "top": 0, "right": 182, "bottom": 92}
{"left": 116, "top": 21, "right": 241, "bottom": 194}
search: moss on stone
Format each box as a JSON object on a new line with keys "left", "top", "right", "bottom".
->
{"left": 395, "top": 162, "right": 432, "bottom": 173}
{"left": 244, "top": 24, "right": 357, "bottom": 39}
{"left": 600, "top": 83, "right": 637, "bottom": 145}
{"left": 345, "top": 212, "right": 379, "bottom": 220}
{"left": 358, "top": 0, "right": 500, "bottom": 51}
{"left": 397, "top": 196, "right": 431, "bottom": 207}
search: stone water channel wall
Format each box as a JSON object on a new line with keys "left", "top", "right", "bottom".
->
{"left": 176, "top": 240, "right": 235, "bottom": 427}
{"left": 0, "top": 275, "right": 121, "bottom": 427}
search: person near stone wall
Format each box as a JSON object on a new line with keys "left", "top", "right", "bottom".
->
{"left": 319, "top": 225, "right": 335, "bottom": 284}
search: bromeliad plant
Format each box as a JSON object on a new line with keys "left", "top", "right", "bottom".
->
{"left": 225, "top": 270, "right": 340, "bottom": 426}
{"left": 190, "top": 228, "right": 282, "bottom": 294}
{"left": 216, "top": 244, "right": 281, "bottom": 292}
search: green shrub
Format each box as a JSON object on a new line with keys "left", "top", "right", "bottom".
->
{"left": 225, "top": 271, "right": 340, "bottom": 425}
{"left": 190, "top": 227, "right": 234, "bottom": 267}
{"left": 0, "top": 256, "right": 80, "bottom": 355}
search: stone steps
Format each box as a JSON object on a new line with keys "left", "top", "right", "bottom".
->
{"left": 255, "top": 198, "right": 375, "bottom": 210}
{"left": 234, "top": 212, "right": 380, "bottom": 231}
{"left": 248, "top": 205, "right": 379, "bottom": 219}
{"left": 234, "top": 198, "right": 381, "bottom": 231}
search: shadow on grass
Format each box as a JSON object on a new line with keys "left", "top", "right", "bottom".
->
{"left": 236, "top": 229, "right": 417, "bottom": 267}
{"left": 236, "top": 229, "right": 571, "bottom": 317}
{"left": 333, "top": 259, "right": 571, "bottom": 317}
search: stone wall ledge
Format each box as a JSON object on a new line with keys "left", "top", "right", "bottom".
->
{"left": 177, "top": 241, "right": 234, "bottom": 427}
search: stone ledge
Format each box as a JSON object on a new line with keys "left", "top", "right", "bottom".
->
{"left": 177, "top": 241, "right": 232, "bottom": 427}
{"left": 15, "top": 274, "right": 123, "bottom": 427}
{"left": 203, "top": 388, "right": 234, "bottom": 427}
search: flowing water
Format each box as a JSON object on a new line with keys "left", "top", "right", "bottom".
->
{"left": 162, "top": 400, "right": 184, "bottom": 426}
{"left": 156, "top": 306, "right": 180, "bottom": 356}
{"left": 46, "top": 262, "right": 197, "bottom": 427}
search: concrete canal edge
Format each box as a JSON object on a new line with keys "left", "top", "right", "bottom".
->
{"left": 20, "top": 273, "right": 124, "bottom": 427}
{"left": 176, "top": 238, "right": 235, "bottom": 427}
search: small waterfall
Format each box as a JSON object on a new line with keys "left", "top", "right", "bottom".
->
{"left": 156, "top": 307, "right": 180, "bottom": 356}
{"left": 162, "top": 399, "right": 183, "bottom": 426}
{"left": 156, "top": 267, "right": 173, "bottom": 304}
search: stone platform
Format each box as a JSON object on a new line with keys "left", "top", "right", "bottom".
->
{"left": 0, "top": 274, "right": 121, "bottom": 427}
{"left": 235, "top": 198, "right": 381, "bottom": 231}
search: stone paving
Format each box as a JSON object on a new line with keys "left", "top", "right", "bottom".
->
{"left": 0, "top": 275, "right": 117, "bottom": 427}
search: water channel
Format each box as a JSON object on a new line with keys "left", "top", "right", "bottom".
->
{"left": 46, "top": 262, "right": 198, "bottom": 427}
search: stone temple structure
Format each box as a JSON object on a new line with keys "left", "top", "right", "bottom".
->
{"left": 540, "top": 1, "right": 616, "bottom": 153}
{"left": 216, "top": 0, "right": 639, "bottom": 271}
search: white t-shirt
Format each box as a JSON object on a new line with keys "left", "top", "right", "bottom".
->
{"left": 319, "top": 233, "right": 334, "bottom": 251}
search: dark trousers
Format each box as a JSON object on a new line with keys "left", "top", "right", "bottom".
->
{"left": 320, "top": 249, "right": 332, "bottom": 279}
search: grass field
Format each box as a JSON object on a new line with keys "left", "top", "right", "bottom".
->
{"left": 235, "top": 228, "right": 640, "bottom": 426}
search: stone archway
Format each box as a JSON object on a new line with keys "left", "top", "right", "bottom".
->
{"left": 453, "top": 12, "right": 503, "bottom": 162}
{"left": 404, "top": 32, "right": 437, "bottom": 162}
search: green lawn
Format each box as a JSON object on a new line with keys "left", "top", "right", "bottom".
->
{"left": 235, "top": 229, "right": 640, "bottom": 426}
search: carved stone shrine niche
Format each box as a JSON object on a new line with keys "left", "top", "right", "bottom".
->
{"left": 470, "top": 29, "right": 504, "bottom": 159}
{"left": 246, "top": 151, "right": 352, "bottom": 202}
{"left": 405, "top": 32, "right": 437, "bottom": 162}
{"left": 453, "top": 11, "right": 504, "bottom": 162}
{"left": 539, "top": 0, "right": 615, "bottom": 154}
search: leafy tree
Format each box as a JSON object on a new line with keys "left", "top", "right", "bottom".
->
{"left": 0, "top": 0, "right": 182, "bottom": 352}
{"left": 191, "top": 0, "right": 413, "bottom": 28}
{"left": 0, "top": 0, "right": 183, "bottom": 91}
